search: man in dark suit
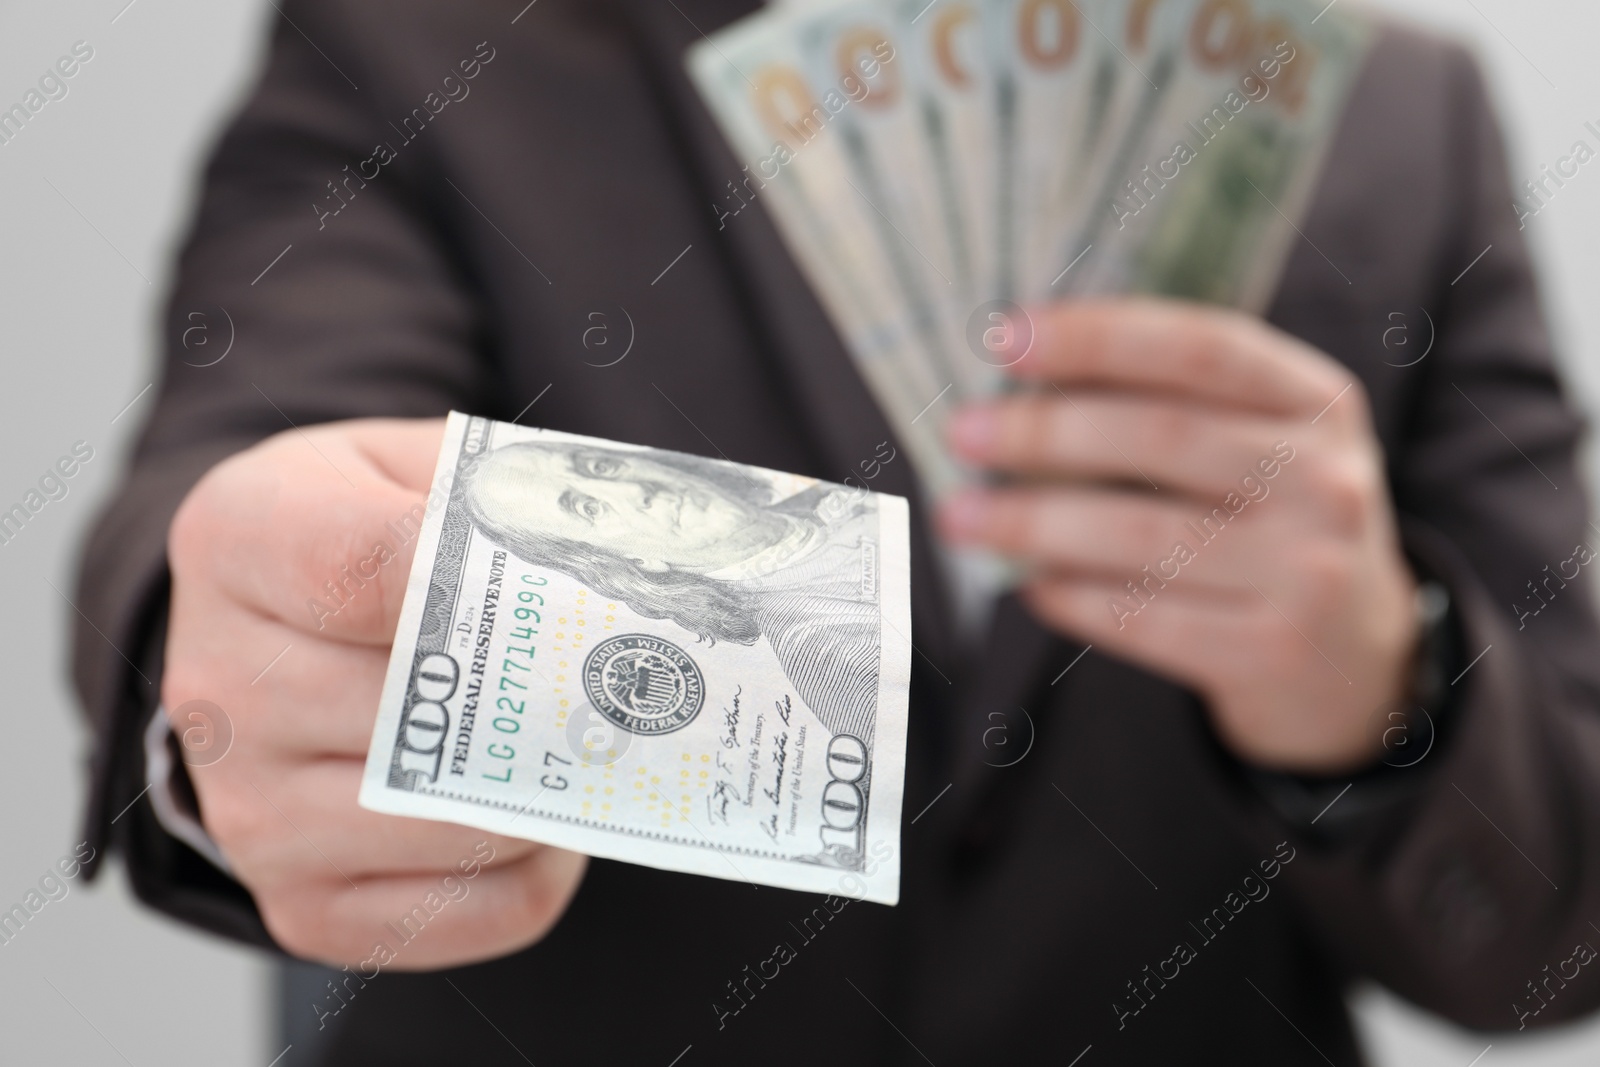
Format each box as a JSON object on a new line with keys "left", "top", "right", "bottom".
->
{"left": 71, "top": 1, "right": 1600, "bottom": 1063}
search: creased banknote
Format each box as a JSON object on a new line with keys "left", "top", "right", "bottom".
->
{"left": 360, "top": 413, "right": 912, "bottom": 904}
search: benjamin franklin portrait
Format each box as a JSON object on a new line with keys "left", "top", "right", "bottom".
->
{"left": 457, "top": 438, "right": 882, "bottom": 744}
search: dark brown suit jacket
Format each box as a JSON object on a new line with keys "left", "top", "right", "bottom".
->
{"left": 71, "top": 1, "right": 1600, "bottom": 1063}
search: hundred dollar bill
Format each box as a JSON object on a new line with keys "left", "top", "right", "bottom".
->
{"left": 795, "top": 0, "right": 981, "bottom": 400}
{"left": 1033, "top": 0, "right": 1191, "bottom": 301}
{"left": 894, "top": 0, "right": 999, "bottom": 311}
{"left": 1062, "top": 0, "right": 1371, "bottom": 312}
{"left": 981, "top": 0, "right": 1104, "bottom": 303}
{"left": 360, "top": 413, "right": 912, "bottom": 904}
{"left": 688, "top": 4, "right": 966, "bottom": 498}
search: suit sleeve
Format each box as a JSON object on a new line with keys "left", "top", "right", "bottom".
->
{"left": 70, "top": 0, "right": 493, "bottom": 947}
{"left": 1266, "top": 41, "right": 1600, "bottom": 1030}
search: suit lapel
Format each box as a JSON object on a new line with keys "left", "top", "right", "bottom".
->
{"left": 947, "top": 593, "right": 1071, "bottom": 808}
{"left": 614, "top": 0, "right": 961, "bottom": 685}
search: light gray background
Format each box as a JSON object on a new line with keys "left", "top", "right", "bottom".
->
{"left": 0, "top": 0, "right": 1595, "bottom": 1063}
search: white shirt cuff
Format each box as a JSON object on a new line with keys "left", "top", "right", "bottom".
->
{"left": 143, "top": 705, "right": 233, "bottom": 875}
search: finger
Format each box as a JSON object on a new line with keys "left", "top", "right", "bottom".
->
{"left": 1011, "top": 298, "right": 1352, "bottom": 418}
{"left": 171, "top": 419, "right": 446, "bottom": 646}
{"left": 1019, "top": 573, "right": 1257, "bottom": 692}
{"left": 948, "top": 390, "right": 1296, "bottom": 496}
{"left": 342, "top": 417, "right": 454, "bottom": 494}
{"left": 938, "top": 485, "right": 1277, "bottom": 586}
{"left": 205, "top": 758, "right": 544, "bottom": 883}
{"left": 164, "top": 610, "right": 387, "bottom": 759}
{"left": 263, "top": 847, "right": 587, "bottom": 969}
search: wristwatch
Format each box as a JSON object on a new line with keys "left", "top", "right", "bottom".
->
{"left": 1246, "top": 577, "right": 1463, "bottom": 839}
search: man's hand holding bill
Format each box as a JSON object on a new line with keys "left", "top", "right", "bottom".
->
{"left": 164, "top": 419, "right": 588, "bottom": 969}
{"left": 940, "top": 298, "right": 1423, "bottom": 775}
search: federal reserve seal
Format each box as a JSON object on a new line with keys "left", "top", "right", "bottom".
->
{"left": 583, "top": 634, "right": 705, "bottom": 735}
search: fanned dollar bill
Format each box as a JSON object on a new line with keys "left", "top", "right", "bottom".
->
{"left": 360, "top": 413, "right": 912, "bottom": 904}
{"left": 1062, "top": 0, "right": 1371, "bottom": 311}
{"left": 689, "top": 0, "right": 1373, "bottom": 494}
{"left": 688, "top": 1, "right": 969, "bottom": 500}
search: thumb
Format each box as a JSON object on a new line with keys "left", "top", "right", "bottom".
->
{"left": 171, "top": 418, "right": 447, "bottom": 646}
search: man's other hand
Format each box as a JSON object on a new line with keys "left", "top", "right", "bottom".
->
{"left": 941, "top": 298, "right": 1421, "bottom": 775}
